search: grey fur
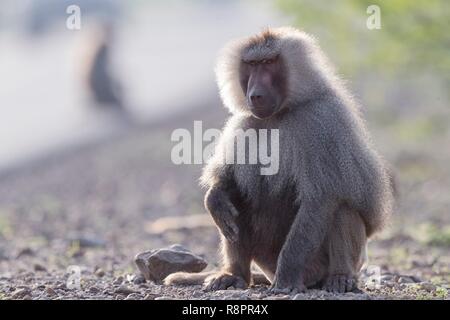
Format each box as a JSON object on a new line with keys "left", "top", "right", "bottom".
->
{"left": 165, "top": 27, "right": 393, "bottom": 293}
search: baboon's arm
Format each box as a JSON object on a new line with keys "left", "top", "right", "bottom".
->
{"left": 272, "top": 198, "right": 338, "bottom": 290}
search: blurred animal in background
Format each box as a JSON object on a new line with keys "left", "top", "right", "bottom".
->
{"left": 82, "top": 22, "right": 130, "bottom": 121}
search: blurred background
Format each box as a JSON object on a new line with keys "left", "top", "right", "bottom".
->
{"left": 0, "top": 0, "right": 448, "bottom": 299}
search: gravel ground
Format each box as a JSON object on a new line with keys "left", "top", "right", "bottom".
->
{"left": 0, "top": 103, "right": 449, "bottom": 300}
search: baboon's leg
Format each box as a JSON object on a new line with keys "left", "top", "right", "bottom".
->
{"left": 270, "top": 199, "right": 338, "bottom": 293}
{"left": 323, "top": 207, "right": 367, "bottom": 293}
{"left": 204, "top": 236, "right": 252, "bottom": 291}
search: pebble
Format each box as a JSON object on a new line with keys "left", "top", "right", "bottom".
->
{"left": 133, "top": 275, "right": 146, "bottom": 285}
{"left": 419, "top": 282, "right": 436, "bottom": 292}
{"left": 114, "top": 285, "right": 138, "bottom": 295}
{"left": 89, "top": 286, "right": 100, "bottom": 294}
{"left": 125, "top": 293, "right": 141, "bottom": 300}
{"left": 144, "top": 293, "right": 159, "bottom": 300}
{"left": 45, "top": 287, "right": 57, "bottom": 296}
{"left": 34, "top": 263, "right": 47, "bottom": 272}
{"left": 113, "top": 276, "right": 124, "bottom": 285}
{"left": 397, "top": 276, "right": 416, "bottom": 284}
{"left": 16, "top": 248, "right": 34, "bottom": 258}
{"left": 12, "top": 288, "right": 31, "bottom": 299}
{"left": 191, "top": 291, "right": 203, "bottom": 298}
{"left": 380, "top": 274, "right": 395, "bottom": 282}
{"left": 94, "top": 268, "right": 105, "bottom": 278}
{"left": 134, "top": 244, "right": 207, "bottom": 282}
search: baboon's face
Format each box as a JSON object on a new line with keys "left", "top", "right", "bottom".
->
{"left": 239, "top": 54, "right": 287, "bottom": 119}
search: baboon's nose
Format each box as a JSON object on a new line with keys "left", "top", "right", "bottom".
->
{"left": 250, "top": 94, "right": 263, "bottom": 105}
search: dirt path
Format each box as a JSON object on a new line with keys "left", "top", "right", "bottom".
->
{"left": 0, "top": 103, "right": 449, "bottom": 300}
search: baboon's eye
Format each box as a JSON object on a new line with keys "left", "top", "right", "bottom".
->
{"left": 265, "top": 59, "right": 274, "bottom": 64}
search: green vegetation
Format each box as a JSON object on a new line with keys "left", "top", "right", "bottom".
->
{"left": 276, "top": 0, "right": 450, "bottom": 82}
{"left": 413, "top": 223, "right": 450, "bottom": 247}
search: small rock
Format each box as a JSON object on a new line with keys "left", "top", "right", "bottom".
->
{"left": 380, "top": 274, "right": 395, "bottom": 282}
{"left": 133, "top": 275, "right": 146, "bottom": 285}
{"left": 12, "top": 288, "right": 31, "bottom": 299}
{"left": 113, "top": 276, "right": 124, "bottom": 285}
{"left": 56, "top": 283, "right": 68, "bottom": 290}
{"left": 410, "top": 275, "right": 422, "bottom": 283}
{"left": 94, "top": 268, "right": 105, "bottom": 278}
{"left": 115, "top": 285, "right": 137, "bottom": 295}
{"left": 134, "top": 244, "right": 207, "bottom": 282}
{"left": 16, "top": 248, "right": 34, "bottom": 258}
{"left": 89, "top": 286, "right": 100, "bottom": 294}
{"left": 420, "top": 282, "right": 436, "bottom": 292}
{"left": 45, "top": 287, "right": 57, "bottom": 296}
{"left": 191, "top": 291, "right": 203, "bottom": 298}
{"left": 34, "top": 263, "right": 47, "bottom": 272}
{"left": 397, "top": 276, "right": 416, "bottom": 284}
{"left": 125, "top": 293, "right": 141, "bottom": 300}
{"left": 252, "top": 293, "right": 268, "bottom": 299}
{"left": 144, "top": 293, "right": 159, "bottom": 300}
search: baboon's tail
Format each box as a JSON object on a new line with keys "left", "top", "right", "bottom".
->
{"left": 164, "top": 271, "right": 215, "bottom": 286}
{"left": 164, "top": 271, "right": 271, "bottom": 286}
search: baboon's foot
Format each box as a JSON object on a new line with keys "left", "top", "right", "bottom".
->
{"left": 204, "top": 272, "right": 248, "bottom": 291}
{"left": 268, "top": 275, "right": 307, "bottom": 295}
{"left": 323, "top": 274, "right": 358, "bottom": 293}
{"left": 268, "top": 283, "right": 307, "bottom": 295}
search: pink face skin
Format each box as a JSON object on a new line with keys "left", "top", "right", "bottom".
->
{"left": 239, "top": 55, "right": 287, "bottom": 119}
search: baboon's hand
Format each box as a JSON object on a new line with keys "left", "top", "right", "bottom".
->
{"left": 211, "top": 199, "right": 240, "bottom": 243}
{"left": 205, "top": 188, "right": 240, "bottom": 242}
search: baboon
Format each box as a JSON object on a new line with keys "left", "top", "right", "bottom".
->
{"left": 165, "top": 27, "right": 393, "bottom": 293}
{"left": 85, "top": 24, "right": 124, "bottom": 111}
